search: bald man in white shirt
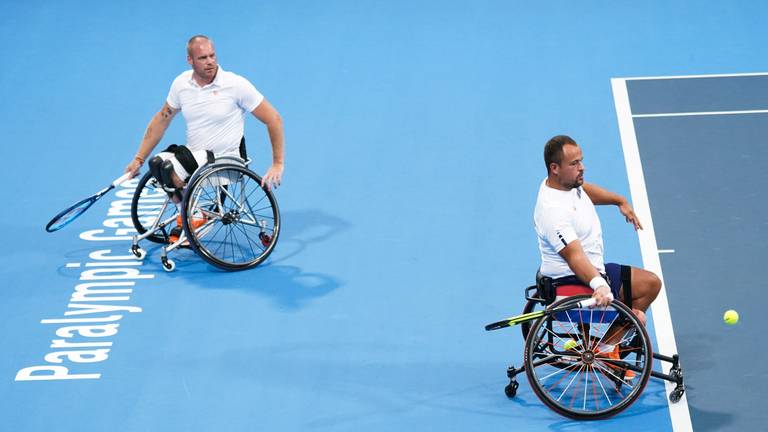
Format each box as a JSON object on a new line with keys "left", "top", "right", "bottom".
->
{"left": 124, "top": 35, "right": 284, "bottom": 191}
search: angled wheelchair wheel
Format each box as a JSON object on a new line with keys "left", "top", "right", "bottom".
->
{"left": 130, "top": 171, "right": 177, "bottom": 244}
{"left": 524, "top": 295, "right": 652, "bottom": 420}
{"left": 182, "top": 164, "right": 280, "bottom": 271}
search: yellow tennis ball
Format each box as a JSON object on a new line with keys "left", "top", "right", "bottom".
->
{"left": 723, "top": 309, "right": 739, "bottom": 325}
{"left": 563, "top": 339, "right": 578, "bottom": 350}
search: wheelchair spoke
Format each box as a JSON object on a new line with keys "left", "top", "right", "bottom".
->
{"left": 555, "top": 363, "right": 585, "bottom": 402}
{"left": 537, "top": 355, "right": 582, "bottom": 381}
{"left": 589, "top": 365, "right": 616, "bottom": 407}
{"left": 592, "top": 359, "right": 634, "bottom": 389}
{"left": 233, "top": 221, "right": 262, "bottom": 258}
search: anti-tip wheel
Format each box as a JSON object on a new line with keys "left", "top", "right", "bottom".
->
{"left": 131, "top": 246, "right": 147, "bottom": 260}
{"left": 161, "top": 258, "right": 176, "bottom": 272}
{"left": 669, "top": 386, "right": 685, "bottom": 403}
{"left": 505, "top": 380, "right": 519, "bottom": 398}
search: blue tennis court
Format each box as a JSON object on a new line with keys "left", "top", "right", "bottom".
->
{"left": 2, "top": 2, "right": 767, "bottom": 431}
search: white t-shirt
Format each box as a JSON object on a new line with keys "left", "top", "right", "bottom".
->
{"left": 534, "top": 178, "right": 605, "bottom": 279}
{"left": 166, "top": 66, "right": 264, "bottom": 155}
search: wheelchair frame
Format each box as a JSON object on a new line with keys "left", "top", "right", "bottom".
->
{"left": 494, "top": 278, "right": 685, "bottom": 420}
{"left": 129, "top": 156, "right": 280, "bottom": 271}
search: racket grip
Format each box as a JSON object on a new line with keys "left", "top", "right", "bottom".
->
{"left": 577, "top": 292, "right": 613, "bottom": 308}
{"left": 112, "top": 172, "right": 135, "bottom": 187}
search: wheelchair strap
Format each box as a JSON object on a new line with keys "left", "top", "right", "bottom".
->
{"left": 163, "top": 145, "right": 215, "bottom": 175}
{"left": 164, "top": 144, "right": 198, "bottom": 175}
{"left": 621, "top": 264, "right": 632, "bottom": 308}
{"left": 238, "top": 136, "right": 247, "bottom": 160}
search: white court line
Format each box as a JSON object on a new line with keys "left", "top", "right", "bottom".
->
{"left": 618, "top": 71, "right": 768, "bottom": 80}
{"left": 634, "top": 109, "right": 768, "bottom": 118}
{"left": 658, "top": 249, "right": 676, "bottom": 254}
{"left": 611, "top": 78, "right": 692, "bottom": 432}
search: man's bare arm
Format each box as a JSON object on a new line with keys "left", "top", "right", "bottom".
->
{"left": 124, "top": 102, "right": 178, "bottom": 176}
{"left": 251, "top": 99, "right": 284, "bottom": 189}
{"left": 559, "top": 239, "right": 613, "bottom": 306}
{"left": 582, "top": 182, "right": 642, "bottom": 230}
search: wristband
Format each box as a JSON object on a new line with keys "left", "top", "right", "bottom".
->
{"left": 134, "top": 155, "right": 145, "bottom": 164}
{"left": 589, "top": 276, "right": 609, "bottom": 290}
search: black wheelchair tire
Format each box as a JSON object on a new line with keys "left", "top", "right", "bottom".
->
{"left": 130, "top": 171, "right": 172, "bottom": 244}
{"left": 182, "top": 164, "right": 280, "bottom": 271}
{"left": 523, "top": 295, "right": 653, "bottom": 420}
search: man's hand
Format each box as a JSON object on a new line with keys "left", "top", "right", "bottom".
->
{"left": 618, "top": 201, "right": 643, "bottom": 230}
{"left": 262, "top": 163, "right": 284, "bottom": 190}
{"left": 592, "top": 285, "right": 614, "bottom": 307}
{"left": 125, "top": 158, "right": 143, "bottom": 179}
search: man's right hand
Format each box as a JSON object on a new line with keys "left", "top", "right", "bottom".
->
{"left": 125, "top": 158, "right": 142, "bottom": 178}
{"left": 592, "top": 285, "right": 613, "bottom": 307}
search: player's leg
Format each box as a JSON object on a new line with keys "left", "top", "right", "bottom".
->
{"left": 150, "top": 149, "right": 210, "bottom": 193}
{"left": 148, "top": 147, "right": 211, "bottom": 243}
{"left": 628, "top": 266, "right": 661, "bottom": 312}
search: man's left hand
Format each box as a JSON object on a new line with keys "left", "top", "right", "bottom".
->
{"left": 619, "top": 202, "right": 643, "bottom": 230}
{"left": 262, "top": 163, "right": 284, "bottom": 190}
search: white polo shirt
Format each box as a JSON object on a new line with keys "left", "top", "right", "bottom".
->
{"left": 166, "top": 66, "right": 264, "bottom": 155}
{"left": 534, "top": 178, "right": 605, "bottom": 279}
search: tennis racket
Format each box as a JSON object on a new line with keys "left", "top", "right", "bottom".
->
{"left": 484, "top": 296, "right": 603, "bottom": 331}
{"left": 45, "top": 172, "right": 135, "bottom": 232}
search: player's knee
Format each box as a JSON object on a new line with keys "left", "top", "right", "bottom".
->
{"left": 148, "top": 156, "right": 164, "bottom": 183}
{"left": 638, "top": 271, "right": 661, "bottom": 301}
{"left": 648, "top": 272, "right": 661, "bottom": 298}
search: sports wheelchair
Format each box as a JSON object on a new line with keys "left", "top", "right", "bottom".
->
{"left": 485, "top": 273, "right": 685, "bottom": 420}
{"left": 128, "top": 154, "right": 280, "bottom": 271}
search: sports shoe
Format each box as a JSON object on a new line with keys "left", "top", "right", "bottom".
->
{"left": 169, "top": 214, "right": 207, "bottom": 245}
{"left": 603, "top": 345, "right": 635, "bottom": 380}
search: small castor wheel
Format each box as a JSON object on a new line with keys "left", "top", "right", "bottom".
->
{"left": 161, "top": 257, "right": 176, "bottom": 272}
{"left": 131, "top": 245, "right": 147, "bottom": 260}
{"left": 669, "top": 385, "right": 685, "bottom": 403}
{"left": 259, "top": 232, "right": 272, "bottom": 247}
{"left": 505, "top": 380, "right": 519, "bottom": 398}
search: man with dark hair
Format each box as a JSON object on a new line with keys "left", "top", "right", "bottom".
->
{"left": 124, "top": 35, "right": 284, "bottom": 242}
{"left": 534, "top": 135, "right": 661, "bottom": 369}
{"left": 535, "top": 135, "right": 659, "bottom": 312}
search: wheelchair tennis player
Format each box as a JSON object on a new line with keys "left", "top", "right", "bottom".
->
{"left": 534, "top": 134, "right": 661, "bottom": 370}
{"left": 124, "top": 35, "right": 284, "bottom": 242}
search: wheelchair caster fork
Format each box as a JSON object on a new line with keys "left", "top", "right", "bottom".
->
{"left": 258, "top": 220, "right": 272, "bottom": 247}
{"left": 504, "top": 365, "right": 523, "bottom": 398}
{"left": 668, "top": 357, "right": 685, "bottom": 403}
{"left": 131, "top": 244, "right": 147, "bottom": 260}
{"left": 161, "top": 256, "right": 176, "bottom": 272}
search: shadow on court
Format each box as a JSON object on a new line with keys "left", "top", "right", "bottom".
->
{"left": 51, "top": 208, "right": 349, "bottom": 310}
{"left": 161, "top": 208, "right": 349, "bottom": 309}
{"left": 197, "top": 264, "right": 341, "bottom": 311}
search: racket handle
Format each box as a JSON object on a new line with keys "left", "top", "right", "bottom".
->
{"left": 577, "top": 292, "right": 613, "bottom": 308}
{"left": 112, "top": 172, "right": 135, "bottom": 187}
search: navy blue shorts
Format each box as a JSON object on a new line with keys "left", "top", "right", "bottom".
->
{"left": 553, "top": 262, "right": 625, "bottom": 301}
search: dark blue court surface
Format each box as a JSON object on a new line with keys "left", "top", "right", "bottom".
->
{"left": 620, "top": 74, "right": 768, "bottom": 432}
{"left": 2, "top": 2, "right": 768, "bottom": 431}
